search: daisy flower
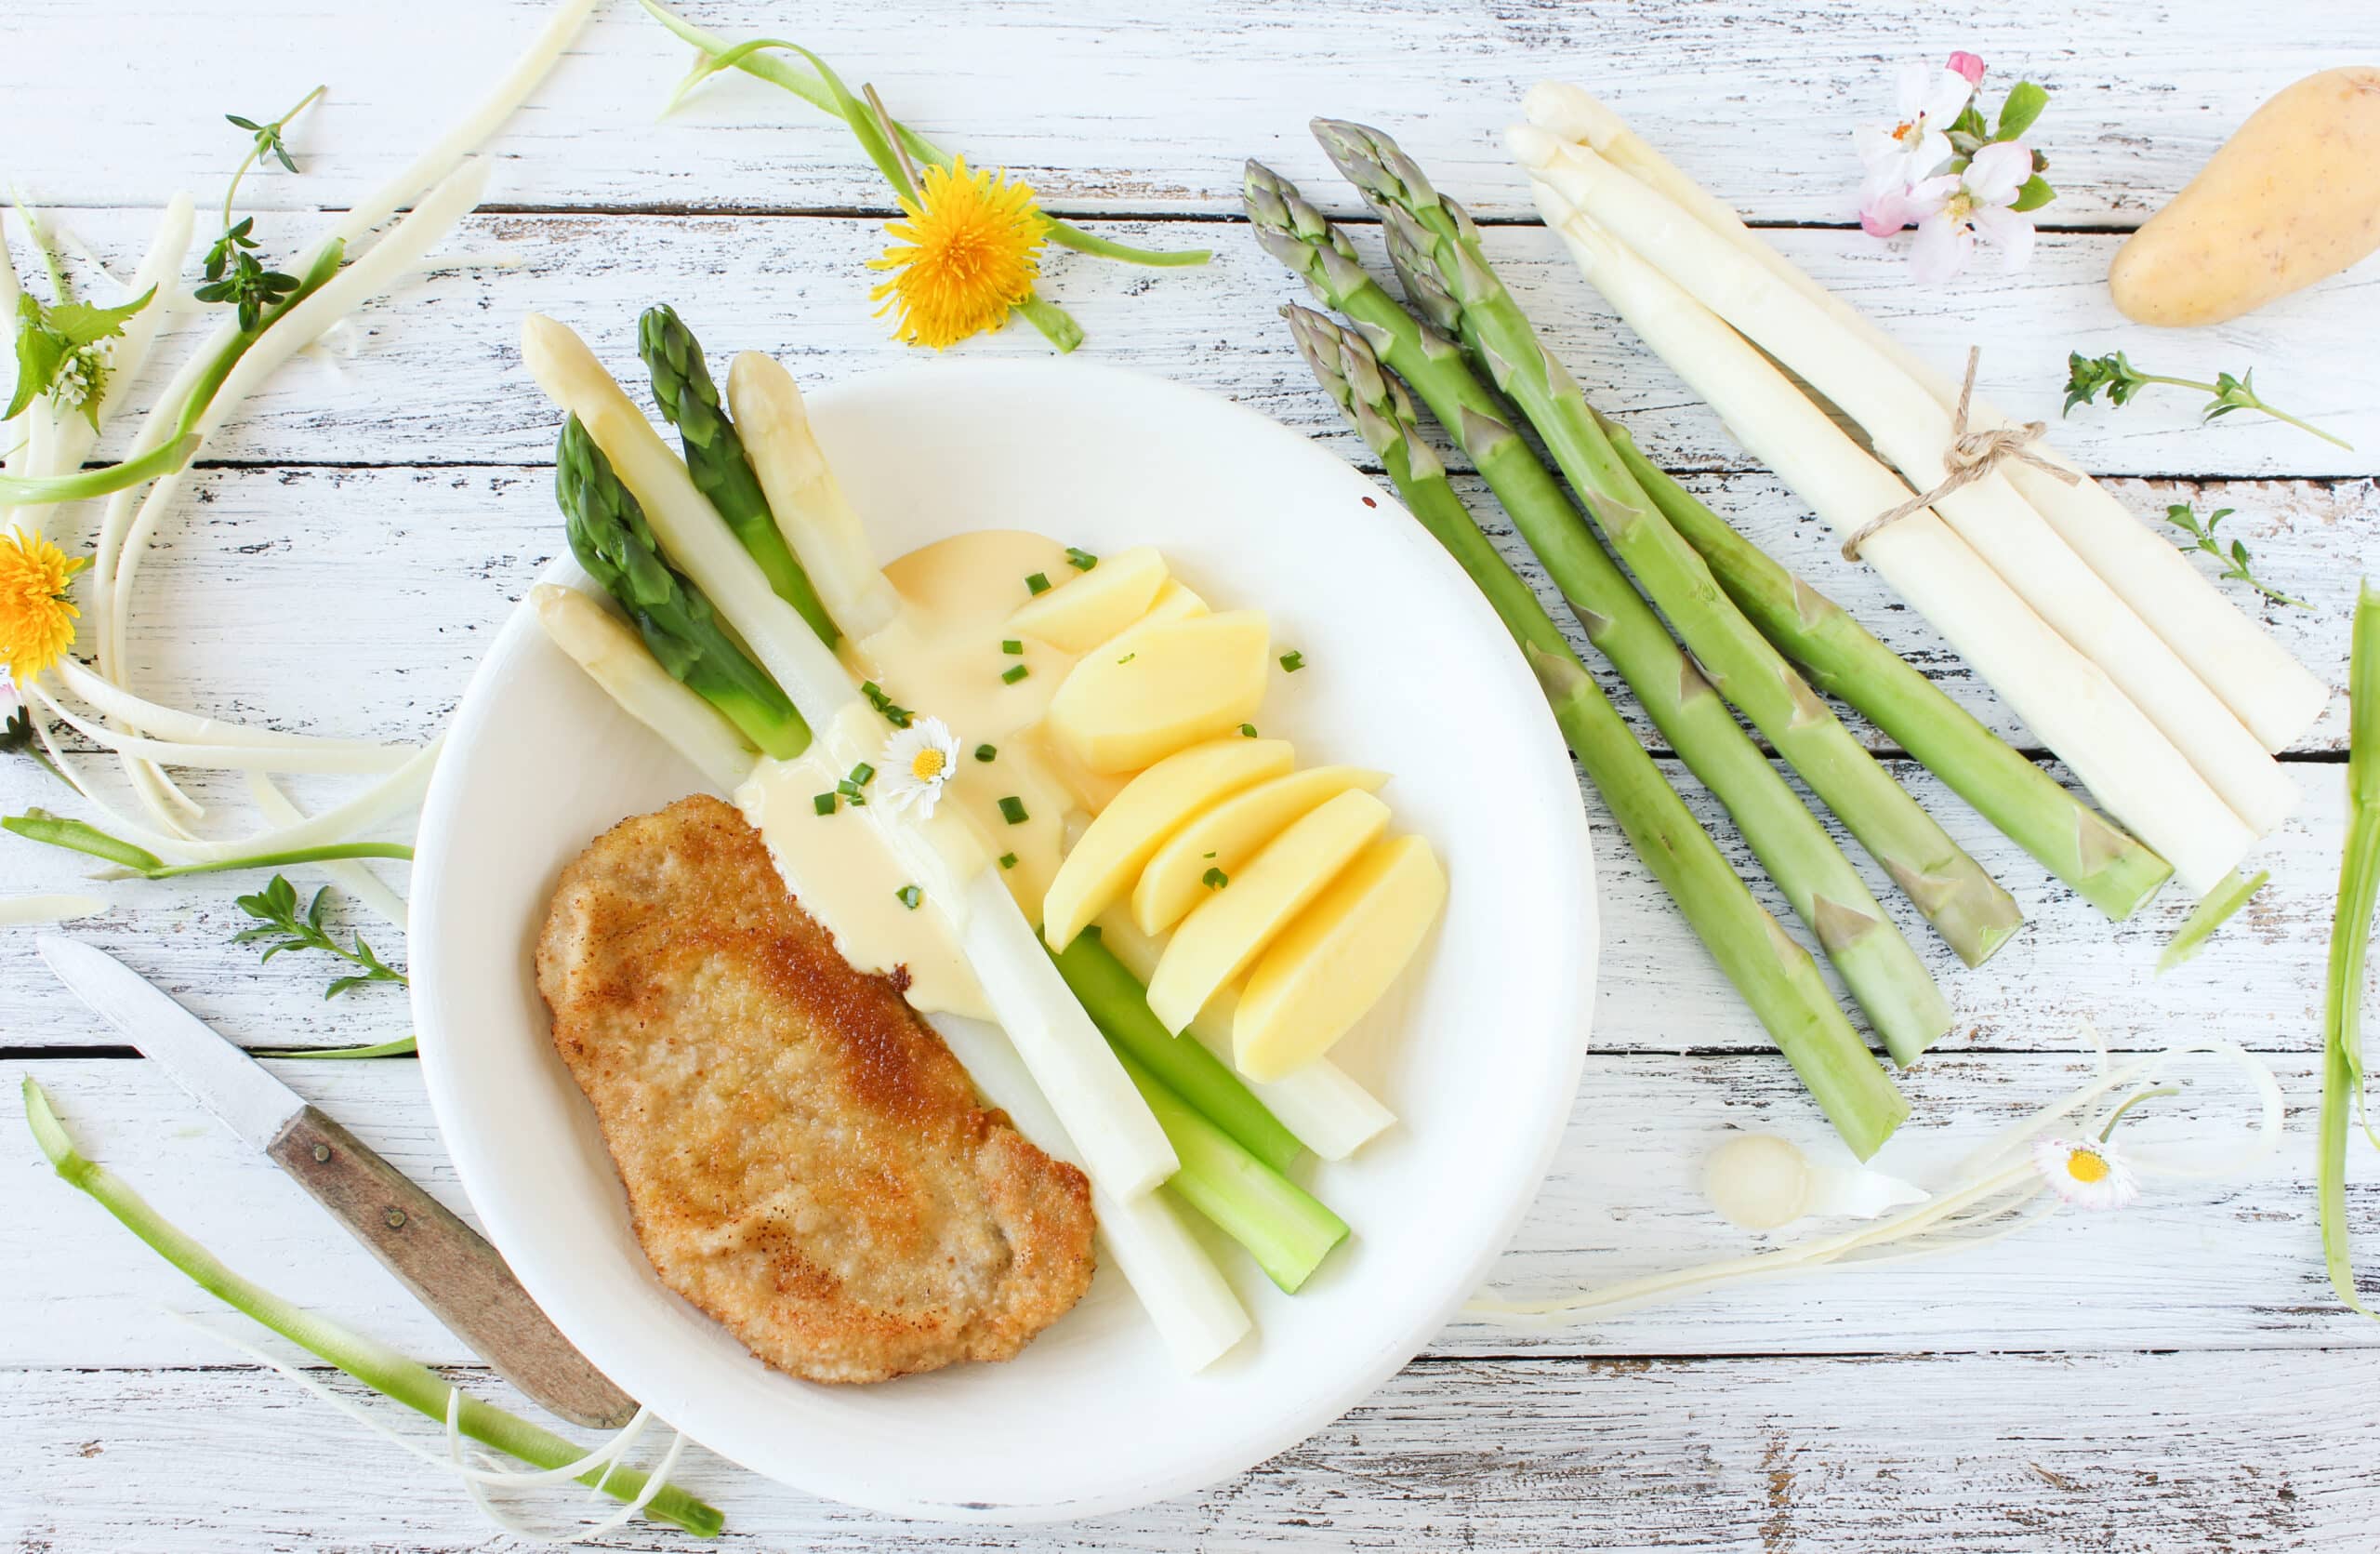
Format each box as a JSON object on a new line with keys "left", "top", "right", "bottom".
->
{"left": 867, "top": 158, "right": 1049, "bottom": 351}
{"left": 0, "top": 529, "right": 88, "bottom": 682}
{"left": 879, "top": 716, "right": 961, "bottom": 817}
{"left": 2031, "top": 1136, "right": 2140, "bottom": 1212}
{"left": 1855, "top": 60, "right": 1976, "bottom": 197}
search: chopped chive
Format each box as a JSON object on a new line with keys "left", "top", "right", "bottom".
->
{"left": 998, "top": 795, "right": 1028, "bottom": 825}
{"left": 1002, "top": 639, "right": 1025, "bottom": 656}
{"left": 895, "top": 884, "right": 922, "bottom": 910}
{"left": 1116, "top": 652, "right": 1136, "bottom": 665}
{"left": 1025, "top": 571, "right": 1051, "bottom": 595}
{"left": 974, "top": 743, "right": 998, "bottom": 763}
{"left": 1202, "top": 867, "right": 1230, "bottom": 890}
{"left": 1202, "top": 850, "right": 1217, "bottom": 858}
{"left": 1065, "top": 547, "right": 1098, "bottom": 571}
{"left": 1001, "top": 663, "right": 1030, "bottom": 685}
{"left": 861, "top": 681, "right": 913, "bottom": 728}
{"left": 1238, "top": 723, "right": 1259, "bottom": 737}
{"left": 1279, "top": 650, "right": 1305, "bottom": 672}
{"left": 813, "top": 792, "right": 838, "bottom": 817}
{"left": 837, "top": 777, "right": 867, "bottom": 805}
{"left": 848, "top": 762, "right": 876, "bottom": 787}
{"left": 998, "top": 852, "right": 1018, "bottom": 870}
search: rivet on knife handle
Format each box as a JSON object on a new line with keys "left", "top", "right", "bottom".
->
{"left": 266, "top": 1106, "right": 637, "bottom": 1430}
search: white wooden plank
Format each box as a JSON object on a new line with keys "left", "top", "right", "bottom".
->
{"left": 19, "top": 210, "right": 2377, "bottom": 480}
{"left": 7, "top": 0, "right": 2379, "bottom": 229}
{"left": 3, "top": 1348, "right": 2370, "bottom": 1548}
{"left": 7, "top": 1052, "right": 2373, "bottom": 1368}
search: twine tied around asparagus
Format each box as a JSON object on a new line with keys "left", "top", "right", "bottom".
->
{"left": 1840, "top": 347, "right": 2079, "bottom": 562}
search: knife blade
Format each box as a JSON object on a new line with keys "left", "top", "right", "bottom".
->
{"left": 39, "top": 935, "right": 637, "bottom": 1430}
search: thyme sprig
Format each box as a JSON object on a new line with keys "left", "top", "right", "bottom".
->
{"left": 232, "top": 873, "right": 408, "bottom": 999}
{"left": 2064, "top": 352, "right": 2352, "bottom": 451}
{"left": 196, "top": 86, "right": 324, "bottom": 331}
{"left": 2162, "top": 502, "right": 2309, "bottom": 610}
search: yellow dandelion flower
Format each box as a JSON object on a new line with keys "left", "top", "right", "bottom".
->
{"left": 0, "top": 529, "right": 88, "bottom": 682}
{"left": 867, "top": 158, "right": 1048, "bottom": 351}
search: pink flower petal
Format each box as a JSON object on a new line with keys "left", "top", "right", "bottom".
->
{"left": 1910, "top": 213, "right": 1972, "bottom": 284}
{"left": 1964, "top": 140, "right": 2034, "bottom": 205}
{"left": 1947, "top": 51, "right": 1986, "bottom": 86}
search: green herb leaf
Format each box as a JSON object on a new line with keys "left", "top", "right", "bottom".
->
{"left": 1279, "top": 650, "right": 1305, "bottom": 672}
{"left": 1025, "top": 571, "right": 1051, "bottom": 595}
{"left": 813, "top": 791, "right": 838, "bottom": 815}
{"left": 1064, "top": 547, "right": 1098, "bottom": 571}
{"left": 231, "top": 872, "right": 408, "bottom": 999}
{"left": 998, "top": 795, "right": 1028, "bottom": 825}
{"left": 1201, "top": 867, "right": 1229, "bottom": 890}
{"left": 973, "top": 743, "right": 998, "bottom": 762}
{"left": 1000, "top": 662, "right": 1030, "bottom": 684}
{"left": 860, "top": 680, "right": 914, "bottom": 727}
{"left": 1001, "top": 639, "right": 1024, "bottom": 655}
{"left": 895, "top": 883, "right": 922, "bottom": 910}
{"left": 998, "top": 851, "right": 1018, "bottom": 870}
{"left": 2162, "top": 501, "right": 2308, "bottom": 609}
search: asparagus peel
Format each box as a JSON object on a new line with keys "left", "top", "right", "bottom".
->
{"left": 555, "top": 415, "right": 811, "bottom": 760}
{"left": 21, "top": 1077, "right": 723, "bottom": 1536}
{"left": 1598, "top": 419, "right": 2172, "bottom": 921}
{"left": 1308, "top": 119, "right": 2021, "bottom": 971}
{"left": 1248, "top": 162, "right": 1949, "bottom": 1066}
{"left": 1287, "top": 304, "right": 1904, "bottom": 1158}
{"left": 2321, "top": 580, "right": 2380, "bottom": 1316}
{"left": 637, "top": 305, "right": 838, "bottom": 644}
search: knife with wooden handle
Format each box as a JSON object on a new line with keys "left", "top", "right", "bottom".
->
{"left": 39, "top": 934, "right": 637, "bottom": 1430}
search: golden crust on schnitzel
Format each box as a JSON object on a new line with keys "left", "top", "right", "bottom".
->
{"left": 536, "top": 794, "right": 1095, "bottom": 1385}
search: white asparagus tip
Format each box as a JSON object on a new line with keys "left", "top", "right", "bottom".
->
{"left": 1521, "top": 81, "right": 1620, "bottom": 146}
{"left": 1504, "top": 121, "right": 1567, "bottom": 173}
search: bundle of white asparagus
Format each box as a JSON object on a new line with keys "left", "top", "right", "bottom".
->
{"left": 1508, "top": 83, "right": 2330, "bottom": 897}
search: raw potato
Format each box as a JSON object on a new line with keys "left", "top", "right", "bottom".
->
{"left": 1007, "top": 544, "right": 1169, "bottom": 652}
{"left": 1132, "top": 765, "right": 1389, "bottom": 935}
{"left": 2109, "top": 67, "right": 2380, "bottom": 326}
{"left": 1235, "top": 835, "right": 1447, "bottom": 1082}
{"left": 1045, "top": 610, "right": 1271, "bottom": 773}
{"left": 1144, "top": 789, "right": 1392, "bottom": 1034}
{"left": 1040, "top": 738, "right": 1293, "bottom": 950}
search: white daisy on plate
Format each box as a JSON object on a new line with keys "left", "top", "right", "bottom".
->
{"left": 2030, "top": 1136, "right": 2140, "bottom": 1211}
{"left": 879, "top": 715, "right": 961, "bottom": 817}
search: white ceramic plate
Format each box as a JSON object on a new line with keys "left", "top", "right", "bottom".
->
{"left": 412, "top": 358, "right": 1596, "bottom": 1522}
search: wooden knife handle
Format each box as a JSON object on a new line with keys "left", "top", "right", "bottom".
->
{"left": 266, "top": 1105, "right": 638, "bottom": 1430}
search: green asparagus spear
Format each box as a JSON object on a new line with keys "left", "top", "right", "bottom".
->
{"left": 637, "top": 305, "right": 840, "bottom": 644}
{"left": 2320, "top": 580, "right": 2380, "bottom": 1316}
{"left": 555, "top": 416, "right": 809, "bottom": 760}
{"left": 1248, "top": 161, "right": 1948, "bottom": 1068}
{"left": 1050, "top": 927, "right": 1302, "bottom": 1174}
{"left": 1599, "top": 419, "right": 2172, "bottom": 921}
{"left": 1309, "top": 119, "right": 2021, "bottom": 970}
{"left": 1113, "top": 1049, "right": 1351, "bottom": 1292}
{"left": 1287, "top": 305, "right": 1905, "bottom": 1157}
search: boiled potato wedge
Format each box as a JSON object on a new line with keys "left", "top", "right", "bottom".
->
{"left": 1144, "top": 789, "right": 1391, "bottom": 1034}
{"left": 1040, "top": 737, "right": 1293, "bottom": 950}
{"left": 1006, "top": 544, "right": 1169, "bottom": 652}
{"left": 1133, "top": 578, "right": 1210, "bottom": 628}
{"left": 1235, "top": 834, "right": 1447, "bottom": 1082}
{"left": 2110, "top": 67, "right": 2380, "bottom": 326}
{"left": 1045, "top": 610, "right": 1270, "bottom": 773}
{"left": 1131, "top": 764, "right": 1389, "bottom": 936}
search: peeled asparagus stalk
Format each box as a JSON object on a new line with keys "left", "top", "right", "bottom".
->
{"left": 1524, "top": 188, "right": 2254, "bottom": 893}
{"left": 1524, "top": 81, "right": 2331, "bottom": 754}
{"left": 524, "top": 312, "right": 1178, "bottom": 1202}
{"left": 533, "top": 583, "right": 760, "bottom": 795}
{"left": 1514, "top": 126, "right": 2297, "bottom": 843}
{"left": 725, "top": 352, "right": 906, "bottom": 640}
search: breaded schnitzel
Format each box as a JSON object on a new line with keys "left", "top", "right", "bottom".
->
{"left": 536, "top": 794, "right": 1096, "bottom": 1385}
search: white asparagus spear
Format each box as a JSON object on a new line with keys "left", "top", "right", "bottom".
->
{"left": 533, "top": 583, "right": 759, "bottom": 796}
{"left": 532, "top": 577, "right": 1247, "bottom": 1369}
{"left": 1512, "top": 127, "right": 2296, "bottom": 841}
{"left": 1522, "top": 81, "right": 2331, "bottom": 754}
{"left": 1522, "top": 191, "right": 2254, "bottom": 892}
{"left": 725, "top": 352, "right": 906, "bottom": 639}
{"left": 521, "top": 312, "right": 1179, "bottom": 1202}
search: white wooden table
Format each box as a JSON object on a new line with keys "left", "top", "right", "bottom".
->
{"left": 6, "top": 2, "right": 2379, "bottom": 1547}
